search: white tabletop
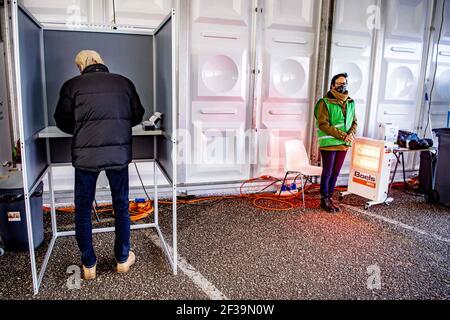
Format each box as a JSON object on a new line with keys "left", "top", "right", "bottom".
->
{"left": 37, "top": 126, "right": 163, "bottom": 138}
{"left": 393, "top": 147, "right": 437, "bottom": 153}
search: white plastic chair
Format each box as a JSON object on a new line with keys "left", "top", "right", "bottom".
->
{"left": 282, "top": 140, "right": 323, "bottom": 210}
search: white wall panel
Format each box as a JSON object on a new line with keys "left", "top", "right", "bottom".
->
{"left": 330, "top": 0, "right": 375, "bottom": 130}
{"left": 435, "top": 65, "right": 450, "bottom": 102}
{"left": 269, "top": 56, "right": 310, "bottom": 99}
{"left": 443, "top": 2, "right": 450, "bottom": 42}
{"left": 195, "top": 52, "right": 245, "bottom": 98}
{"left": 186, "top": 0, "right": 253, "bottom": 183}
{"left": 192, "top": 0, "right": 249, "bottom": 25}
{"left": 334, "top": 0, "right": 375, "bottom": 34}
{"left": 265, "top": 0, "right": 316, "bottom": 29}
{"left": 386, "top": 0, "right": 427, "bottom": 40}
{"left": 377, "top": 0, "right": 429, "bottom": 135}
{"left": 378, "top": 104, "right": 417, "bottom": 132}
{"left": 374, "top": 0, "right": 431, "bottom": 171}
{"left": 382, "top": 62, "right": 420, "bottom": 101}
{"left": 428, "top": 2, "right": 450, "bottom": 133}
{"left": 328, "top": 0, "right": 376, "bottom": 174}
{"left": 254, "top": 0, "right": 320, "bottom": 177}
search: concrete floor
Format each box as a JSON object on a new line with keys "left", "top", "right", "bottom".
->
{"left": 0, "top": 189, "right": 448, "bottom": 300}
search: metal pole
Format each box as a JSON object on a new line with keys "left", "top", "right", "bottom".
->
{"left": 172, "top": 7, "right": 178, "bottom": 275}
{"left": 48, "top": 166, "right": 58, "bottom": 236}
{"left": 153, "top": 161, "right": 159, "bottom": 226}
{"left": 10, "top": 0, "right": 39, "bottom": 295}
{"left": 311, "top": 0, "right": 334, "bottom": 164}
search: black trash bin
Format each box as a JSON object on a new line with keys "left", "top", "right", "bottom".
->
{"left": 419, "top": 151, "right": 437, "bottom": 195}
{"left": 0, "top": 171, "right": 44, "bottom": 251}
{"left": 432, "top": 128, "right": 450, "bottom": 207}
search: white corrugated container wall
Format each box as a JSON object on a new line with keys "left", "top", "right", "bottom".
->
{"left": 424, "top": 0, "right": 450, "bottom": 136}
{"left": 181, "top": 0, "right": 322, "bottom": 183}
{"left": 183, "top": 0, "right": 255, "bottom": 184}
{"left": 254, "top": 0, "right": 321, "bottom": 178}
{"left": 9, "top": 0, "right": 447, "bottom": 192}
{"left": 327, "top": 0, "right": 434, "bottom": 177}
{"left": 327, "top": 0, "right": 377, "bottom": 175}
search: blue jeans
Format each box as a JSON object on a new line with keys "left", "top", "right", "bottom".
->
{"left": 74, "top": 167, "right": 130, "bottom": 267}
{"left": 320, "top": 150, "right": 347, "bottom": 198}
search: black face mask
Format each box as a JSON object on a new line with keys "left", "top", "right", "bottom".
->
{"left": 335, "top": 85, "right": 348, "bottom": 94}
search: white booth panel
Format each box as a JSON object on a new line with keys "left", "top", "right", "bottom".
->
{"left": 386, "top": 0, "right": 428, "bottom": 40}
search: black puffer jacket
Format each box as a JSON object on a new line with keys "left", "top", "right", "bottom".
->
{"left": 54, "top": 64, "right": 145, "bottom": 171}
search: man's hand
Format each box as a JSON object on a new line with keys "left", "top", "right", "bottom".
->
{"left": 344, "top": 134, "right": 355, "bottom": 143}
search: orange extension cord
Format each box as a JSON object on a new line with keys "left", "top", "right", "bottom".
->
{"left": 45, "top": 200, "right": 154, "bottom": 222}
{"left": 44, "top": 177, "right": 414, "bottom": 219}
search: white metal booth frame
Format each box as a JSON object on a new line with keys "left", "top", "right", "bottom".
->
{"left": 8, "top": 1, "right": 179, "bottom": 295}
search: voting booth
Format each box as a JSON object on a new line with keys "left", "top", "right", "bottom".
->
{"left": 9, "top": 1, "right": 179, "bottom": 294}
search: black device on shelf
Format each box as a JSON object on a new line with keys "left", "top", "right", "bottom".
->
{"left": 142, "top": 112, "right": 163, "bottom": 131}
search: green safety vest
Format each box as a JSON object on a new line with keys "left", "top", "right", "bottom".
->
{"left": 314, "top": 98, "right": 355, "bottom": 148}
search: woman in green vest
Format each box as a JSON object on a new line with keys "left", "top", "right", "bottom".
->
{"left": 314, "top": 73, "right": 357, "bottom": 213}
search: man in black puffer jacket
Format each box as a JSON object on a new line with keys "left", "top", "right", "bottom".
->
{"left": 54, "top": 50, "right": 145, "bottom": 280}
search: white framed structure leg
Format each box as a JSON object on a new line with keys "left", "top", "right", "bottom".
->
{"left": 22, "top": 160, "right": 177, "bottom": 295}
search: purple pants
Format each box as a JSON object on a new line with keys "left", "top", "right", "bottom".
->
{"left": 320, "top": 150, "right": 347, "bottom": 198}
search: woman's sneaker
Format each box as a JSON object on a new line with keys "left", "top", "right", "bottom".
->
{"left": 117, "top": 251, "right": 136, "bottom": 273}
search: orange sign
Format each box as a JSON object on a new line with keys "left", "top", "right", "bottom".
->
{"left": 353, "top": 177, "right": 376, "bottom": 189}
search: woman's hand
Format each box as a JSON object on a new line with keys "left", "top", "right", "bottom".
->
{"left": 344, "top": 134, "right": 355, "bottom": 143}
